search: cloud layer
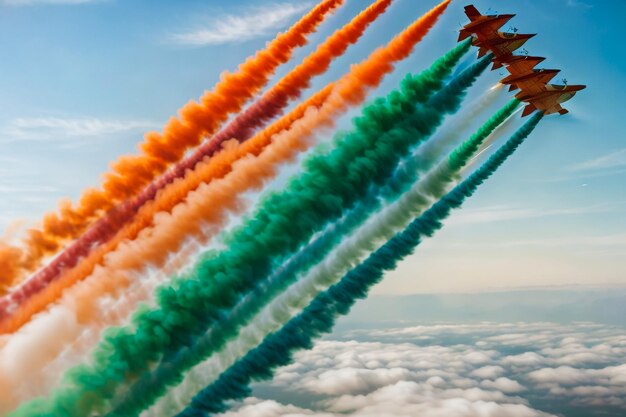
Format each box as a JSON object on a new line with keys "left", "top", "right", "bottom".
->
{"left": 216, "top": 322, "right": 625, "bottom": 417}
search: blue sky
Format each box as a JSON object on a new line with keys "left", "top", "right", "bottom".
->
{"left": 0, "top": 0, "right": 625, "bottom": 294}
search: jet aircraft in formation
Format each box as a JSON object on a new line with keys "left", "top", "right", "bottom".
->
{"left": 459, "top": 5, "right": 585, "bottom": 116}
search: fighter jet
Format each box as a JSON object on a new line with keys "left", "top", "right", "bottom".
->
{"left": 458, "top": 5, "right": 514, "bottom": 42}
{"left": 474, "top": 32, "right": 536, "bottom": 67}
{"left": 460, "top": 5, "right": 585, "bottom": 116}
{"left": 501, "top": 68, "right": 561, "bottom": 93}
{"left": 459, "top": 5, "right": 536, "bottom": 68}
{"left": 516, "top": 84, "right": 586, "bottom": 116}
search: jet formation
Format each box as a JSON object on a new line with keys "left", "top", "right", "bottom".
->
{"left": 459, "top": 5, "right": 585, "bottom": 116}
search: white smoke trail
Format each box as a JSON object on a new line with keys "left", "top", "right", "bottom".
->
{"left": 468, "top": 105, "right": 523, "bottom": 169}
{"left": 142, "top": 141, "right": 477, "bottom": 416}
{"left": 142, "top": 95, "right": 520, "bottom": 417}
{"left": 414, "top": 83, "right": 503, "bottom": 170}
{"left": 0, "top": 234, "right": 207, "bottom": 412}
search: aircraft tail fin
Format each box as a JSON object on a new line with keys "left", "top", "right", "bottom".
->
{"left": 464, "top": 5, "right": 481, "bottom": 20}
{"left": 492, "top": 59, "right": 503, "bottom": 69}
{"left": 477, "top": 47, "right": 489, "bottom": 58}
{"left": 508, "top": 84, "right": 519, "bottom": 92}
{"left": 521, "top": 103, "right": 537, "bottom": 117}
{"left": 558, "top": 108, "right": 569, "bottom": 115}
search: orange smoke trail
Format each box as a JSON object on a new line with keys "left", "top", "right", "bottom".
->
{"left": 0, "top": 0, "right": 342, "bottom": 291}
{"left": 0, "top": 0, "right": 450, "bottom": 336}
{"left": 0, "top": 85, "right": 334, "bottom": 335}
{"left": 0, "top": 244, "right": 20, "bottom": 294}
{"left": 0, "top": 0, "right": 393, "bottom": 314}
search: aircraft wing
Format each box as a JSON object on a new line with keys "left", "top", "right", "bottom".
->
{"left": 471, "top": 22, "right": 513, "bottom": 42}
{"left": 504, "top": 69, "right": 560, "bottom": 94}
{"left": 521, "top": 100, "right": 568, "bottom": 117}
{"left": 514, "top": 80, "right": 547, "bottom": 96}
{"left": 474, "top": 33, "right": 535, "bottom": 63}
{"left": 505, "top": 56, "right": 546, "bottom": 75}
{"left": 521, "top": 103, "right": 538, "bottom": 117}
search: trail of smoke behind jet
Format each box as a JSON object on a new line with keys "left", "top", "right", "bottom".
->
{"left": 414, "top": 82, "right": 503, "bottom": 168}
{"left": 8, "top": 3, "right": 451, "bottom": 416}
{"left": 178, "top": 112, "right": 545, "bottom": 417}
{"left": 0, "top": 38, "right": 470, "bottom": 416}
{"left": 0, "top": 0, "right": 450, "bottom": 336}
{"left": 0, "top": 237, "right": 206, "bottom": 414}
{"left": 0, "top": 0, "right": 342, "bottom": 291}
{"left": 0, "top": 83, "right": 332, "bottom": 413}
{"left": 143, "top": 58, "right": 489, "bottom": 417}
{"left": 108, "top": 40, "right": 476, "bottom": 417}
{"left": 0, "top": 0, "right": 393, "bottom": 324}
{"left": 144, "top": 89, "right": 515, "bottom": 417}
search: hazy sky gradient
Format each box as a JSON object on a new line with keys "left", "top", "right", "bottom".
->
{"left": 0, "top": 0, "right": 624, "bottom": 294}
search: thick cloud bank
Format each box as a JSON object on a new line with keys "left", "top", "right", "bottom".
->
{"left": 217, "top": 322, "right": 625, "bottom": 417}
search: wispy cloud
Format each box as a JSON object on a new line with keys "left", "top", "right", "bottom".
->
{"left": 502, "top": 234, "right": 626, "bottom": 248}
{"left": 171, "top": 2, "right": 311, "bottom": 46}
{"left": 2, "top": 0, "right": 101, "bottom": 5}
{"left": 535, "top": 168, "right": 626, "bottom": 184}
{"left": 0, "top": 117, "right": 158, "bottom": 142}
{"left": 0, "top": 184, "right": 59, "bottom": 194}
{"left": 445, "top": 204, "right": 612, "bottom": 226}
{"left": 567, "top": 148, "right": 626, "bottom": 172}
{"left": 566, "top": 0, "right": 592, "bottom": 9}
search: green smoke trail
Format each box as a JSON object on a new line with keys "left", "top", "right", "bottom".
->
{"left": 163, "top": 96, "right": 523, "bottom": 414}
{"left": 10, "top": 42, "right": 480, "bottom": 417}
{"left": 449, "top": 98, "right": 520, "bottom": 170}
{"left": 394, "top": 83, "right": 505, "bottom": 183}
{"left": 166, "top": 96, "right": 524, "bottom": 396}
{"left": 101, "top": 42, "right": 479, "bottom": 417}
{"left": 178, "top": 112, "right": 545, "bottom": 417}
{"left": 252, "top": 98, "right": 526, "bottom": 328}
{"left": 129, "top": 73, "right": 516, "bottom": 417}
